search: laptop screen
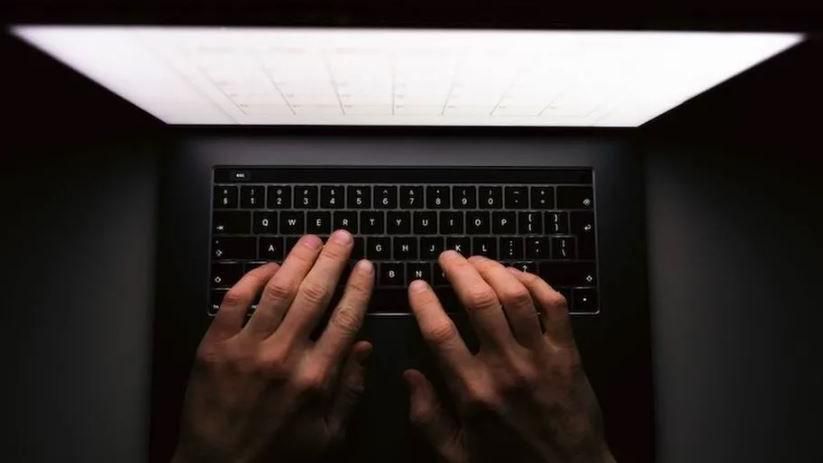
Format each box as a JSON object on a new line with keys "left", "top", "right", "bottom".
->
{"left": 11, "top": 26, "right": 802, "bottom": 127}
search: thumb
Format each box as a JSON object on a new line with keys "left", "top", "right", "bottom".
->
{"left": 326, "top": 340, "right": 372, "bottom": 433}
{"left": 403, "top": 369, "right": 466, "bottom": 463}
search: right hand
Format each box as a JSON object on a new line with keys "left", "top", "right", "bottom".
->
{"left": 404, "top": 251, "right": 615, "bottom": 463}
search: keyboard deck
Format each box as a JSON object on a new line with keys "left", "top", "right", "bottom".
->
{"left": 210, "top": 167, "right": 599, "bottom": 315}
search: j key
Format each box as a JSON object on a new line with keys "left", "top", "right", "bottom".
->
{"left": 406, "top": 262, "right": 432, "bottom": 284}
{"left": 387, "top": 211, "right": 412, "bottom": 234}
{"left": 492, "top": 211, "right": 516, "bottom": 234}
{"left": 214, "top": 185, "right": 238, "bottom": 208}
{"left": 267, "top": 185, "right": 291, "bottom": 209}
{"left": 472, "top": 237, "right": 497, "bottom": 258}
{"left": 557, "top": 186, "right": 594, "bottom": 209}
{"left": 306, "top": 211, "right": 332, "bottom": 234}
{"left": 466, "top": 211, "right": 490, "bottom": 234}
{"left": 367, "top": 237, "right": 391, "bottom": 260}
{"left": 420, "top": 237, "right": 444, "bottom": 259}
{"left": 446, "top": 237, "right": 471, "bottom": 256}
{"left": 295, "top": 185, "right": 318, "bottom": 208}
{"left": 320, "top": 186, "right": 345, "bottom": 209}
{"left": 360, "top": 211, "right": 385, "bottom": 234}
{"left": 546, "top": 211, "right": 569, "bottom": 233}
{"left": 253, "top": 211, "right": 276, "bottom": 234}
{"left": 519, "top": 212, "right": 543, "bottom": 234}
{"left": 285, "top": 237, "right": 300, "bottom": 255}
{"left": 211, "top": 262, "right": 243, "bottom": 288}
{"left": 240, "top": 185, "right": 265, "bottom": 208}
{"left": 352, "top": 237, "right": 365, "bottom": 259}
{"left": 453, "top": 186, "right": 477, "bottom": 209}
{"left": 374, "top": 186, "right": 398, "bottom": 209}
{"left": 400, "top": 186, "right": 424, "bottom": 209}
{"left": 379, "top": 263, "right": 405, "bottom": 286}
{"left": 511, "top": 261, "right": 537, "bottom": 273}
{"left": 571, "top": 211, "right": 596, "bottom": 259}
{"left": 213, "top": 210, "right": 251, "bottom": 234}
{"left": 440, "top": 212, "right": 464, "bottom": 234}
{"left": 551, "top": 236, "right": 576, "bottom": 259}
{"left": 279, "top": 211, "right": 305, "bottom": 234}
{"left": 525, "top": 237, "right": 550, "bottom": 259}
{"left": 427, "top": 186, "right": 451, "bottom": 209}
{"left": 332, "top": 211, "right": 358, "bottom": 233}
{"left": 213, "top": 237, "right": 256, "bottom": 260}
{"left": 413, "top": 211, "right": 438, "bottom": 234}
{"left": 259, "top": 237, "right": 285, "bottom": 260}
{"left": 347, "top": 186, "right": 371, "bottom": 208}
{"left": 393, "top": 237, "right": 418, "bottom": 260}
{"left": 433, "top": 263, "right": 449, "bottom": 286}
{"left": 539, "top": 261, "right": 597, "bottom": 286}
{"left": 479, "top": 186, "right": 503, "bottom": 209}
{"left": 572, "top": 288, "right": 598, "bottom": 313}
{"left": 499, "top": 237, "right": 524, "bottom": 259}
{"left": 530, "top": 186, "right": 554, "bottom": 209}
{"left": 505, "top": 186, "right": 529, "bottom": 209}
{"left": 210, "top": 290, "right": 228, "bottom": 315}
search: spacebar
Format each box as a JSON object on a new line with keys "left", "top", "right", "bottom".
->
{"left": 369, "top": 288, "right": 460, "bottom": 313}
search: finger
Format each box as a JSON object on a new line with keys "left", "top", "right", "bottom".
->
{"left": 438, "top": 250, "right": 514, "bottom": 350}
{"left": 468, "top": 256, "right": 543, "bottom": 348}
{"left": 206, "top": 263, "right": 279, "bottom": 343}
{"left": 314, "top": 259, "right": 375, "bottom": 368}
{"left": 408, "top": 280, "right": 475, "bottom": 376}
{"left": 326, "top": 341, "right": 372, "bottom": 433}
{"left": 403, "top": 369, "right": 465, "bottom": 463}
{"left": 244, "top": 235, "right": 323, "bottom": 338}
{"left": 277, "top": 230, "right": 354, "bottom": 344}
{"left": 508, "top": 267, "right": 575, "bottom": 347}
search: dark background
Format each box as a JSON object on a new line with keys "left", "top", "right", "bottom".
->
{"left": 3, "top": 1, "right": 822, "bottom": 462}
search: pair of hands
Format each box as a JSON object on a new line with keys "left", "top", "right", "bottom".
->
{"left": 173, "top": 230, "right": 615, "bottom": 463}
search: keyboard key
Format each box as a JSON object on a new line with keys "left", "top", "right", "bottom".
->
{"left": 452, "top": 186, "right": 477, "bottom": 209}
{"left": 440, "top": 211, "right": 464, "bottom": 234}
{"left": 306, "top": 211, "right": 332, "bottom": 234}
{"left": 472, "top": 237, "right": 497, "bottom": 258}
{"left": 446, "top": 237, "right": 471, "bottom": 256}
{"left": 209, "top": 289, "right": 228, "bottom": 315}
{"left": 332, "top": 211, "right": 358, "bottom": 233}
{"left": 539, "top": 261, "right": 596, "bottom": 286}
{"left": 572, "top": 288, "right": 598, "bottom": 313}
{"left": 479, "top": 186, "right": 503, "bottom": 209}
{"left": 400, "top": 186, "right": 424, "bottom": 209}
{"left": 352, "top": 237, "right": 365, "bottom": 259}
{"left": 213, "top": 237, "right": 256, "bottom": 260}
{"left": 499, "top": 237, "right": 524, "bottom": 259}
{"left": 320, "top": 186, "right": 345, "bottom": 209}
{"left": 525, "top": 237, "right": 550, "bottom": 259}
{"left": 530, "top": 186, "right": 554, "bottom": 209}
{"left": 557, "top": 186, "right": 594, "bottom": 209}
{"left": 240, "top": 185, "right": 265, "bottom": 208}
{"left": 406, "top": 262, "right": 432, "bottom": 284}
{"left": 253, "top": 211, "right": 276, "bottom": 234}
{"left": 347, "top": 186, "right": 372, "bottom": 208}
{"left": 511, "top": 261, "right": 537, "bottom": 273}
{"left": 413, "top": 211, "right": 438, "bottom": 234}
{"left": 285, "top": 237, "right": 300, "bottom": 255}
{"left": 267, "top": 185, "right": 291, "bottom": 209}
{"left": 259, "top": 237, "right": 285, "bottom": 260}
{"left": 367, "top": 237, "right": 391, "bottom": 260}
{"left": 492, "top": 211, "right": 516, "bottom": 234}
{"left": 546, "top": 211, "right": 569, "bottom": 234}
{"left": 551, "top": 236, "right": 576, "bottom": 259}
{"left": 393, "top": 237, "right": 418, "bottom": 260}
{"left": 211, "top": 262, "right": 243, "bottom": 288}
{"left": 295, "top": 185, "right": 318, "bottom": 208}
{"left": 466, "top": 211, "right": 490, "bottom": 234}
{"left": 374, "top": 186, "right": 398, "bottom": 209}
{"left": 387, "top": 211, "right": 412, "bottom": 234}
{"left": 505, "top": 186, "right": 529, "bottom": 209}
{"left": 279, "top": 211, "right": 305, "bottom": 234}
{"left": 570, "top": 211, "right": 596, "bottom": 259}
{"left": 420, "top": 237, "right": 444, "bottom": 259}
{"left": 433, "top": 263, "right": 449, "bottom": 286}
{"left": 518, "top": 212, "right": 543, "bottom": 234}
{"left": 213, "top": 210, "right": 251, "bottom": 234}
{"left": 379, "top": 263, "right": 404, "bottom": 286}
{"left": 214, "top": 185, "right": 238, "bottom": 208}
{"left": 360, "top": 211, "right": 385, "bottom": 234}
{"left": 426, "top": 186, "right": 451, "bottom": 209}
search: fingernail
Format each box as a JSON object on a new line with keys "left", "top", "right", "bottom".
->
{"left": 331, "top": 229, "right": 353, "bottom": 244}
{"left": 356, "top": 259, "right": 374, "bottom": 274}
{"left": 302, "top": 235, "right": 323, "bottom": 249}
{"left": 409, "top": 279, "right": 429, "bottom": 293}
{"left": 440, "top": 250, "right": 459, "bottom": 260}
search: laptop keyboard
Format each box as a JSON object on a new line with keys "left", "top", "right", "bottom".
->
{"left": 210, "top": 167, "right": 599, "bottom": 315}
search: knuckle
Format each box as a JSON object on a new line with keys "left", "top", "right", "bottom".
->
{"left": 425, "top": 321, "right": 459, "bottom": 347}
{"left": 194, "top": 345, "right": 223, "bottom": 369}
{"left": 330, "top": 305, "right": 363, "bottom": 335}
{"left": 263, "top": 280, "right": 293, "bottom": 302}
{"left": 221, "top": 289, "right": 249, "bottom": 307}
{"left": 257, "top": 349, "right": 291, "bottom": 379}
{"left": 546, "top": 291, "right": 569, "bottom": 311}
{"left": 465, "top": 287, "right": 500, "bottom": 312}
{"left": 294, "top": 367, "right": 331, "bottom": 396}
{"left": 501, "top": 285, "right": 532, "bottom": 308}
{"left": 321, "top": 244, "right": 349, "bottom": 261}
{"left": 462, "top": 384, "right": 502, "bottom": 415}
{"left": 300, "top": 281, "right": 330, "bottom": 305}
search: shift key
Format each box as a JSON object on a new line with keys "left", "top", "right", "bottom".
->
{"left": 539, "top": 261, "right": 596, "bottom": 286}
{"left": 213, "top": 237, "right": 256, "bottom": 260}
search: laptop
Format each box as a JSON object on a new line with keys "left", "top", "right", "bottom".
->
{"left": 11, "top": 25, "right": 802, "bottom": 463}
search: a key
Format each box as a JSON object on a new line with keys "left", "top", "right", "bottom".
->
{"left": 374, "top": 186, "right": 398, "bottom": 209}
{"left": 267, "top": 185, "right": 291, "bottom": 209}
{"left": 420, "top": 237, "right": 444, "bottom": 259}
{"left": 557, "top": 186, "right": 594, "bottom": 209}
{"left": 279, "top": 211, "right": 305, "bottom": 234}
{"left": 499, "top": 237, "right": 524, "bottom": 259}
{"left": 413, "top": 211, "right": 438, "bottom": 234}
{"left": 259, "top": 237, "right": 285, "bottom": 260}
{"left": 214, "top": 185, "right": 238, "bottom": 208}
{"left": 393, "top": 237, "right": 418, "bottom": 260}
{"left": 426, "top": 186, "right": 451, "bottom": 209}
{"left": 295, "top": 185, "right": 319, "bottom": 208}
{"left": 306, "top": 211, "right": 332, "bottom": 234}
{"left": 505, "top": 186, "right": 529, "bottom": 209}
{"left": 440, "top": 211, "right": 464, "bottom": 234}
{"left": 525, "top": 237, "right": 550, "bottom": 259}
{"left": 332, "top": 211, "right": 358, "bottom": 233}
{"left": 572, "top": 288, "right": 598, "bottom": 313}
{"left": 570, "top": 211, "right": 596, "bottom": 259}
{"left": 320, "top": 186, "right": 345, "bottom": 209}
{"left": 472, "top": 237, "right": 497, "bottom": 258}
{"left": 466, "top": 211, "right": 490, "bottom": 234}
{"left": 511, "top": 261, "right": 537, "bottom": 273}
{"left": 546, "top": 211, "right": 569, "bottom": 233}
{"left": 347, "top": 186, "right": 372, "bottom": 209}
{"left": 551, "top": 236, "right": 576, "bottom": 259}
{"left": 387, "top": 211, "right": 412, "bottom": 234}
{"left": 253, "top": 211, "right": 276, "bottom": 234}
{"left": 452, "top": 186, "right": 477, "bottom": 209}
{"left": 212, "top": 237, "right": 256, "bottom": 260}
{"left": 360, "top": 211, "right": 385, "bottom": 234}
{"left": 379, "top": 263, "right": 404, "bottom": 286}
{"left": 213, "top": 210, "right": 251, "bottom": 234}
{"left": 539, "top": 262, "right": 596, "bottom": 286}
{"left": 530, "top": 186, "right": 554, "bottom": 209}
{"left": 240, "top": 185, "right": 265, "bottom": 208}
{"left": 478, "top": 186, "right": 503, "bottom": 209}
{"left": 491, "top": 211, "right": 516, "bottom": 234}
{"left": 406, "top": 262, "right": 432, "bottom": 284}
{"left": 518, "top": 212, "right": 543, "bottom": 234}
{"left": 400, "top": 186, "right": 423, "bottom": 209}
{"left": 367, "top": 237, "right": 391, "bottom": 260}
{"left": 446, "top": 237, "right": 471, "bottom": 256}
{"left": 211, "top": 262, "right": 243, "bottom": 288}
